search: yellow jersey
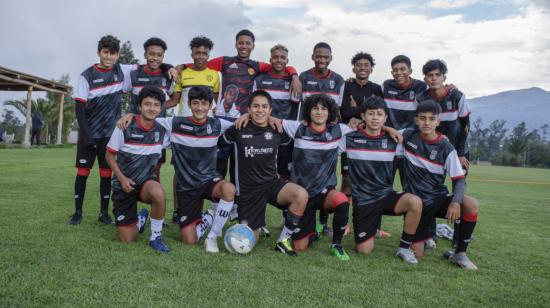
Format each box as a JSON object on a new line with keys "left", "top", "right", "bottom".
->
{"left": 174, "top": 67, "right": 220, "bottom": 116}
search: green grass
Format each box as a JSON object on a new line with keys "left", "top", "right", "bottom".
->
{"left": 1, "top": 147, "right": 549, "bottom": 307}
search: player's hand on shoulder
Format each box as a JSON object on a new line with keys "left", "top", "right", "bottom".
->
{"left": 268, "top": 116, "right": 283, "bottom": 133}
{"left": 347, "top": 117, "right": 362, "bottom": 130}
{"left": 290, "top": 75, "right": 302, "bottom": 99}
{"left": 446, "top": 202, "right": 461, "bottom": 224}
{"left": 167, "top": 67, "right": 178, "bottom": 80}
{"left": 445, "top": 83, "right": 457, "bottom": 92}
{"left": 235, "top": 113, "right": 250, "bottom": 130}
{"left": 117, "top": 113, "right": 135, "bottom": 130}
{"left": 384, "top": 126, "right": 403, "bottom": 143}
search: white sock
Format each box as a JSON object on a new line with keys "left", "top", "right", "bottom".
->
{"left": 196, "top": 211, "right": 213, "bottom": 240}
{"left": 278, "top": 226, "right": 294, "bottom": 241}
{"left": 150, "top": 218, "right": 164, "bottom": 241}
{"left": 210, "top": 202, "right": 219, "bottom": 213}
{"left": 207, "top": 199, "right": 233, "bottom": 239}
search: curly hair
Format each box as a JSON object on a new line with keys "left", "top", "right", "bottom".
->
{"left": 351, "top": 52, "right": 375, "bottom": 67}
{"left": 137, "top": 86, "right": 165, "bottom": 106}
{"left": 189, "top": 36, "right": 214, "bottom": 50}
{"left": 144, "top": 37, "right": 167, "bottom": 51}
{"left": 302, "top": 94, "right": 339, "bottom": 124}
{"left": 97, "top": 35, "right": 120, "bottom": 53}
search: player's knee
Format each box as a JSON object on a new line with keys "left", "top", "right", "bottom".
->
{"left": 99, "top": 168, "right": 112, "bottom": 178}
{"left": 76, "top": 167, "right": 90, "bottom": 177}
{"left": 407, "top": 195, "right": 422, "bottom": 213}
{"left": 356, "top": 242, "right": 374, "bottom": 255}
{"left": 462, "top": 196, "right": 479, "bottom": 215}
{"left": 294, "top": 187, "right": 309, "bottom": 207}
{"left": 331, "top": 192, "right": 349, "bottom": 209}
{"left": 293, "top": 238, "right": 309, "bottom": 252}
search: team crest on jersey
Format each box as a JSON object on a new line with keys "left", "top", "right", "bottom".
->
{"left": 409, "top": 91, "right": 414, "bottom": 100}
{"left": 284, "top": 81, "right": 290, "bottom": 90}
{"left": 325, "top": 132, "right": 333, "bottom": 141}
{"left": 446, "top": 101, "right": 453, "bottom": 110}
{"left": 381, "top": 139, "right": 388, "bottom": 149}
{"left": 429, "top": 150, "right": 438, "bottom": 160}
{"left": 264, "top": 132, "right": 273, "bottom": 140}
{"left": 248, "top": 68, "right": 255, "bottom": 76}
{"left": 207, "top": 124, "right": 212, "bottom": 134}
{"left": 162, "top": 78, "right": 167, "bottom": 87}
{"left": 206, "top": 75, "right": 213, "bottom": 82}
{"left": 154, "top": 132, "right": 160, "bottom": 143}
{"left": 329, "top": 80, "right": 335, "bottom": 89}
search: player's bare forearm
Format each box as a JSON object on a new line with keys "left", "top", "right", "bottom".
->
{"left": 117, "top": 113, "right": 135, "bottom": 130}
{"left": 290, "top": 74, "right": 302, "bottom": 98}
{"left": 382, "top": 126, "right": 403, "bottom": 143}
{"left": 166, "top": 92, "right": 181, "bottom": 109}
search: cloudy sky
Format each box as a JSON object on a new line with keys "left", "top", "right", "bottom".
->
{"left": 1, "top": 0, "right": 549, "bottom": 111}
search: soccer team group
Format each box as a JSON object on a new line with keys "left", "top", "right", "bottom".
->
{"left": 68, "top": 28, "right": 480, "bottom": 269}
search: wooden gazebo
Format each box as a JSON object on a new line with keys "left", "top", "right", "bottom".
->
{"left": 0, "top": 66, "right": 72, "bottom": 147}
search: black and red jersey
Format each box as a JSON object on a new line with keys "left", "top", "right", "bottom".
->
{"left": 129, "top": 65, "right": 174, "bottom": 116}
{"left": 381, "top": 78, "right": 427, "bottom": 130}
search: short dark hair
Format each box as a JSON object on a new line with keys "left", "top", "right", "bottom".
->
{"left": 422, "top": 59, "right": 448, "bottom": 75}
{"left": 143, "top": 37, "right": 167, "bottom": 51}
{"left": 137, "top": 86, "right": 165, "bottom": 106}
{"left": 391, "top": 55, "right": 411, "bottom": 68}
{"left": 351, "top": 52, "right": 375, "bottom": 66}
{"left": 249, "top": 90, "right": 272, "bottom": 107}
{"left": 189, "top": 36, "right": 214, "bottom": 50}
{"left": 188, "top": 86, "right": 214, "bottom": 103}
{"left": 97, "top": 35, "right": 120, "bottom": 53}
{"left": 302, "top": 94, "right": 339, "bottom": 124}
{"left": 415, "top": 100, "right": 442, "bottom": 116}
{"left": 236, "top": 29, "right": 255, "bottom": 42}
{"left": 313, "top": 42, "right": 332, "bottom": 52}
{"left": 359, "top": 96, "right": 387, "bottom": 114}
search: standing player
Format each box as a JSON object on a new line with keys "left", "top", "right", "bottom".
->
{"left": 69, "top": 35, "right": 175, "bottom": 225}
{"left": 344, "top": 96, "right": 422, "bottom": 263}
{"left": 416, "top": 59, "right": 471, "bottom": 246}
{"left": 281, "top": 94, "right": 353, "bottom": 260}
{"left": 222, "top": 90, "right": 308, "bottom": 256}
{"left": 105, "top": 86, "right": 171, "bottom": 253}
{"left": 402, "top": 101, "right": 479, "bottom": 270}
{"left": 128, "top": 37, "right": 175, "bottom": 180}
{"left": 253, "top": 44, "right": 298, "bottom": 179}
{"left": 298, "top": 42, "right": 346, "bottom": 235}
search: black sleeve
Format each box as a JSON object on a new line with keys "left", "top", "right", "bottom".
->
{"left": 75, "top": 101, "right": 94, "bottom": 146}
{"left": 373, "top": 84, "right": 383, "bottom": 97}
{"left": 457, "top": 115, "right": 470, "bottom": 156}
{"left": 220, "top": 126, "right": 237, "bottom": 145}
{"left": 340, "top": 83, "right": 362, "bottom": 122}
{"left": 451, "top": 177, "right": 466, "bottom": 204}
{"left": 280, "top": 131, "right": 292, "bottom": 146}
{"left": 159, "top": 63, "right": 174, "bottom": 73}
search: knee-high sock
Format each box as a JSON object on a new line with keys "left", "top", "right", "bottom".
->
{"left": 279, "top": 210, "right": 302, "bottom": 241}
{"left": 208, "top": 199, "right": 233, "bottom": 238}
{"left": 332, "top": 202, "right": 349, "bottom": 245}
{"left": 319, "top": 209, "right": 329, "bottom": 226}
{"left": 74, "top": 175, "right": 88, "bottom": 213}
{"left": 456, "top": 213, "right": 478, "bottom": 253}
{"left": 100, "top": 177, "right": 111, "bottom": 213}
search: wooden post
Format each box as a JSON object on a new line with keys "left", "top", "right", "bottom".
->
{"left": 22, "top": 86, "right": 33, "bottom": 148}
{"left": 56, "top": 93, "right": 65, "bottom": 144}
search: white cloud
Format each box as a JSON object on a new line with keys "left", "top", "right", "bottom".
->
{"left": 427, "top": 0, "right": 480, "bottom": 9}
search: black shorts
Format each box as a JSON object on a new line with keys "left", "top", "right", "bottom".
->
{"left": 353, "top": 191, "right": 404, "bottom": 244}
{"left": 413, "top": 194, "right": 454, "bottom": 242}
{"left": 237, "top": 178, "right": 288, "bottom": 231}
{"left": 277, "top": 141, "right": 293, "bottom": 177}
{"left": 75, "top": 137, "right": 109, "bottom": 170}
{"left": 112, "top": 178, "right": 157, "bottom": 226}
{"left": 292, "top": 186, "right": 335, "bottom": 241}
{"left": 177, "top": 178, "right": 221, "bottom": 228}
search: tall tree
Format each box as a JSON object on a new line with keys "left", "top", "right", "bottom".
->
{"left": 118, "top": 40, "right": 139, "bottom": 113}
{"left": 487, "top": 120, "right": 507, "bottom": 160}
{"left": 506, "top": 121, "right": 528, "bottom": 167}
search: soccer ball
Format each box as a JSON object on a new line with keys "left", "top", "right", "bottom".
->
{"left": 224, "top": 224, "right": 256, "bottom": 254}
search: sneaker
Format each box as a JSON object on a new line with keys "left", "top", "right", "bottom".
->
{"left": 447, "top": 251, "right": 478, "bottom": 270}
{"left": 425, "top": 238, "right": 437, "bottom": 250}
{"left": 172, "top": 211, "right": 178, "bottom": 225}
{"left": 149, "top": 236, "right": 170, "bottom": 254}
{"left": 68, "top": 212, "right": 82, "bottom": 225}
{"left": 98, "top": 212, "right": 114, "bottom": 225}
{"left": 205, "top": 236, "right": 219, "bottom": 253}
{"left": 260, "top": 226, "right": 271, "bottom": 238}
{"left": 274, "top": 238, "right": 297, "bottom": 257}
{"left": 396, "top": 248, "right": 418, "bottom": 264}
{"left": 330, "top": 244, "right": 350, "bottom": 261}
{"left": 137, "top": 209, "right": 149, "bottom": 234}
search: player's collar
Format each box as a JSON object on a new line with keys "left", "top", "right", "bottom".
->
{"left": 429, "top": 88, "right": 448, "bottom": 100}
{"left": 135, "top": 115, "right": 155, "bottom": 131}
{"left": 420, "top": 131, "right": 444, "bottom": 144}
{"left": 188, "top": 116, "right": 208, "bottom": 126}
{"left": 143, "top": 65, "right": 162, "bottom": 76}
{"left": 312, "top": 68, "right": 332, "bottom": 79}
{"left": 93, "top": 64, "right": 113, "bottom": 72}
{"left": 398, "top": 78, "right": 413, "bottom": 90}
{"left": 359, "top": 128, "right": 385, "bottom": 138}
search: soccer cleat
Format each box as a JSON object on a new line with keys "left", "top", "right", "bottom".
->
{"left": 330, "top": 244, "right": 350, "bottom": 261}
{"left": 395, "top": 248, "right": 418, "bottom": 264}
{"left": 260, "top": 226, "right": 271, "bottom": 238}
{"left": 205, "top": 236, "right": 219, "bottom": 253}
{"left": 446, "top": 251, "right": 478, "bottom": 270}
{"left": 149, "top": 236, "right": 170, "bottom": 254}
{"left": 274, "top": 238, "right": 298, "bottom": 257}
{"left": 68, "top": 212, "right": 83, "bottom": 225}
{"left": 425, "top": 237, "right": 437, "bottom": 250}
{"left": 172, "top": 211, "right": 178, "bottom": 225}
{"left": 137, "top": 209, "right": 149, "bottom": 234}
{"left": 98, "top": 212, "right": 114, "bottom": 225}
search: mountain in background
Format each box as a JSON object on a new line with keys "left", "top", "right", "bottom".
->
{"left": 467, "top": 87, "right": 550, "bottom": 132}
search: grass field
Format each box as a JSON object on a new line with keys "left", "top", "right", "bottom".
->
{"left": 1, "top": 147, "right": 549, "bottom": 307}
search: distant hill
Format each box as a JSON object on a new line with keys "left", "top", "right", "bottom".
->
{"left": 467, "top": 87, "right": 550, "bottom": 132}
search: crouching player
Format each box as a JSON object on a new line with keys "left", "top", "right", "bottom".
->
{"left": 344, "top": 96, "right": 422, "bottom": 263}
{"left": 106, "top": 86, "right": 170, "bottom": 253}
{"left": 222, "top": 90, "right": 308, "bottom": 256}
{"left": 119, "top": 86, "right": 236, "bottom": 253}
{"left": 403, "top": 101, "right": 479, "bottom": 269}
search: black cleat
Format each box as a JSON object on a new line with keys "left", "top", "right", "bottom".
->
{"left": 98, "top": 212, "right": 114, "bottom": 225}
{"left": 274, "top": 238, "right": 298, "bottom": 257}
{"left": 68, "top": 212, "right": 83, "bottom": 225}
